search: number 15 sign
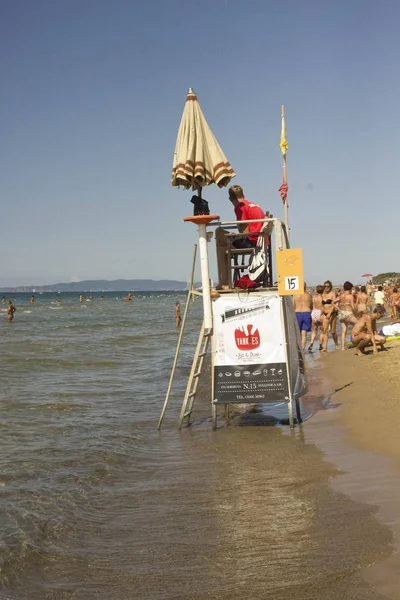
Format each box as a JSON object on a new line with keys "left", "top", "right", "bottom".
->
{"left": 276, "top": 248, "right": 304, "bottom": 296}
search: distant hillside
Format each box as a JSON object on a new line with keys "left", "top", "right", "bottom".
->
{"left": 0, "top": 279, "right": 195, "bottom": 293}
{"left": 373, "top": 272, "right": 400, "bottom": 285}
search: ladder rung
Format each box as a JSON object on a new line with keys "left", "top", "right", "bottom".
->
{"left": 193, "top": 371, "right": 201, "bottom": 378}
{"left": 188, "top": 392, "right": 196, "bottom": 399}
{"left": 183, "top": 410, "right": 192, "bottom": 418}
{"left": 198, "top": 351, "right": 207, "bottom": 357}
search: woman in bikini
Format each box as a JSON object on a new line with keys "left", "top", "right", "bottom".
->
{"left": 356, "top": 285, "right": 371, "bottom": 317}
{"left": 391, "top": 287, "right": 400, "bottom": 319}
{"left": 308, "top": 284, "right": 324, "bottom": 352}
{"left": 321, "top": 280, "right": 339, "bottom": 352}
{"left": 338, "top": 281, "right": 357, "bottom": 351}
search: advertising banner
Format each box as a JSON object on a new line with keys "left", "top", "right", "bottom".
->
{"left": 212, "top": 292, "right": 290, "bottom": 403}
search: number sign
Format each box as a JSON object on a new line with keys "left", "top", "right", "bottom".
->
{"left": 276, "top": 249, "right": 304, "bottom": 296}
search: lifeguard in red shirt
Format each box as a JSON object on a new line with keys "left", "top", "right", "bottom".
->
{"left": 229, "top": 186, "right": 265, "bottom": 248}
{"left": 216, "top": 185, "right": 267, "bottom": 288}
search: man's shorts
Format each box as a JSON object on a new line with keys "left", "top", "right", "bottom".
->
{"left": 232, "top": 237, "right": 256, "bottom": 249}
{"left": 296, "top": 312, "right": 312, "bottom": 332}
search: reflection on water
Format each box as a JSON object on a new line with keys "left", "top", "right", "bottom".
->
{"left": 0, "top": 293, "right": 394, "bottom": 599}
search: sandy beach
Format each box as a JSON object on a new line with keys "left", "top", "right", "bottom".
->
{"left": 321, "top": 341, "right": 400, "bottom": 464}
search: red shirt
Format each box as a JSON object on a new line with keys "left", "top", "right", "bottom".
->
{"left": 234, "top": 199, "right": 265, "bottom": 243}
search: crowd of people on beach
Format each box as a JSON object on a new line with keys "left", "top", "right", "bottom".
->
{"left": 294, "top": 281, "right": 400, "bottom": 356}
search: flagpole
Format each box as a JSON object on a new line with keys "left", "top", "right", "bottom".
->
{"left": 282, "top": 105, "right": 289, "bottom": 238}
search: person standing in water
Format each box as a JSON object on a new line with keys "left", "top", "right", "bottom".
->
{"left": 175, "top": 302, "right": 182, "bottom": 328}
{"left": 337, "top": 281, "right": 357, "bottom": 351}
{"left": 2, "top": 296, "right": 6, "bottom": 304}
{"left": 30, "top": 295, "right": 35, "bottom": 304}
{"left": 356, "top": 285, "right": 371, "bottom": 316}
{"left": 7, "top": 300, "right": 16, "bottom": 322}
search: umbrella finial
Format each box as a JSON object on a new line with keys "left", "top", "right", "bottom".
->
{"left": 188, "top": 87, "right": 195, "bottom": 94}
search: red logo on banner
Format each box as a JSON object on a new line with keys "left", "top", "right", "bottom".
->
{"left": 234, "top": 324, "right": 260, "bottom": 350}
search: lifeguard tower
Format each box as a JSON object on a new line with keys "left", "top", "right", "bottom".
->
{"left": 158, "top": 90, "right": 307, "bottom": 430}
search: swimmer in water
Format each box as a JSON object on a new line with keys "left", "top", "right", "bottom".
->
{"left": 79, "top": 295, "right": 86, "bottom": 303}
{"left": 2, "top": 296, "right": 6, "bottom": 304}
{"left": 100, "top": 296, "right": 105, "bottom": 301}
{"left": 175, "top": 302, "right": 182, "bottom": 328}
{"left": 56, "top": 299, "right": 61, "bottom": 305}
{"left": 89, "top": 295, "right": 93, "bottom": 301}
{"left": 124, "top": 292, "right": 133, "bottom": 302}
{"left": 30, "top": 295, "right": 35, "bottom": 304}
{"left": 7, "top": 300, "right": 16, "bottom": 322}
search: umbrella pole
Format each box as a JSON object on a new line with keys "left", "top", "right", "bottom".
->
{"left": 195, "top": 186, "right": 213, "bottom": 331}
{"left": 198, "top": 222, "right": 213, "bottom": 331}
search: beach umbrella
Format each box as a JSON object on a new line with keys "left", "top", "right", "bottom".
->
{"left": 172, "top": 89, "right": 236, "bottom": 331}
{"left": 172, "top": 88, "right": 236, "bottom": 192}
{"left": 361, "top": 273, "right": 373, "bottom": 277}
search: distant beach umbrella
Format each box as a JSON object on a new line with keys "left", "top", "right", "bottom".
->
{"left": 361, "top": 273, "right": 373, "bottom": 277}
{"left": 172, "top": 88, "right": 236, "bottom": 191}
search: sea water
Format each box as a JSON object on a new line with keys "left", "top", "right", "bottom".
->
{"left": 0, "top": 292, "right": 393, "bottom": 599}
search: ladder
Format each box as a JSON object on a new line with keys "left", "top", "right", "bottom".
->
{"left": 178, "top": 321, "right": 211, "bottom": 429}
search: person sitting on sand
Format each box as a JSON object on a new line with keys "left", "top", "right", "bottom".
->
{"left": 308, "top": 284, "right": 324, "bottom": 352}
{"left": 351, "top": 305, "right": 386, "bottom": 356}
{"left": 293, "top": 282, "right": 313, "bottom": 350}
{"left": 7, "top": 300, "right": 16, "bottom": 322}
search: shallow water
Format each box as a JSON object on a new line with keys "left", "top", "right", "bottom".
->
{"left": 0, "top": 292, "right": 395, "bottom": 599}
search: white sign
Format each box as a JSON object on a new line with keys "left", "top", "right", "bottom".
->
{"left": 212, "top": 292, "right": 289, "bottom": 403}
{"left": 285, "top": 276, "right": 299, "bottom": 291}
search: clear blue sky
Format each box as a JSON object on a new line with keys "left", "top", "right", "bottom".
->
{"left": 1, "top": 0, "right": 399, "bottom": 286}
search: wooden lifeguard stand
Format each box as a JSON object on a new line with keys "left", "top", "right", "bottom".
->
{"left": 158, "top": 214, "right": 308, "bottom": 430}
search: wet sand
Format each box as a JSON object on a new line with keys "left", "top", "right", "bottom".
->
{"left": 321, "top": 341, "right": 400, "bottom": 464}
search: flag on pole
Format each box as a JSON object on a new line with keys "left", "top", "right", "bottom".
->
{"left": 279, "top": 182, "right": 288, "bottom": 204}
{"left": 279, "top": 106, "right": 288, "bottom": 205}
{"left": 280, "top": 109, "right": 288, "bottom": 156}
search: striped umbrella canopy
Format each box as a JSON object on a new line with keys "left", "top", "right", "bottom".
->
{"left": 172, "top": 88, "right": 236, "bottom": 190}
